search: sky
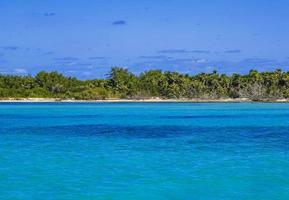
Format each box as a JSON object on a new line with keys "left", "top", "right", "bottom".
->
{"left": 0, "top": 0, "right": 289, "bottom": 79}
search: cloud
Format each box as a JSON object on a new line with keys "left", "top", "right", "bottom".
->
{"left": 240, "top": 58, "right": 277, "bottom": 65}
{"left": 54, "top": 57, "right": 79, "bottom": 61}
{"left": 130, "top": 55, "right": 289, "bottom": 76}
{"left": 199, "top": 58, "right": 288, "bottom": 74}
{"left": 82, "top": 71, "right": 92, "bottom": 76}
{"left": 190, "top": 50, "right": 210, "bottom": 54}
{"left": 112, "top": 20, "right": 126, "bottom": 25}
{"left": 1, "top": 46, "right": 19, "bottom": 51}
{"left": 158, "top": 49, "right": 210, "bottom": 54}
{"left": 132, "top": 57, "right": 207, "bottom": 72}
{"left": 158, "top": 49, "right": 188, "bottom": 54}
{"left": 193, "top": 58, "right": 208, "bottom": 63}
{"left": 76, "top": 62, "right": 93, "bottom": 67}
{"left": 89, "top": 56, "right": 109, "bottom": 60}
{"left": 139, "top": 55, "right": 171, "bottom": 59}
{"left": 43, "top": 12, "right": 56, "bottom": 17}
{"left": 43, "top": 51, "right": 54, "bottom": 55}
{"left": 137, "top": 55, "right": 209, "bottom": 66}
{"left": 224, "top": 49, "right": 242, "bottom": 54}
{"left": 169, "top": 58, "right": 194, "bottom": 63}
{"left": 0, "top": 46, "right": 56, "bottom": 57}
{"left": 14, "top": 68, "right": 28, "bottom": 74}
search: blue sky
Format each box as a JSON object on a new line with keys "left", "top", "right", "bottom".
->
{"left": 0, "top": 0, "right": 289, "bottom": 79}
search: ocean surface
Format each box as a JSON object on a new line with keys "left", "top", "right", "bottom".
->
{"left": 1, "top": 103, "right": 289, "bottom": 200}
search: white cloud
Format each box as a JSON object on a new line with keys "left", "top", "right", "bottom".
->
{"left": 14, "top": 68, "right": 28, "bottom": 74}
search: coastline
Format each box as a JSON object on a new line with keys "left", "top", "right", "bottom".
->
{"left": 1, "top": 98, "right": 289, "bottom": 103}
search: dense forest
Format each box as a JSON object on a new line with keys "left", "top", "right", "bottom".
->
{"left": 1, "top": 67, "right": 289, "bottom": 101}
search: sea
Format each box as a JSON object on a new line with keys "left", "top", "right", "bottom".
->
{"left": 0, "top": 102, "right": 289, "bottom": 200}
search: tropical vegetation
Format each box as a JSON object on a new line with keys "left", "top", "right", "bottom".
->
{"left": 1, "top": 67, "right": 289, "bottom": 101}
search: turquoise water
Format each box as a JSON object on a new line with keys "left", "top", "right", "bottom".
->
{"left": 1, "top": 103, "right": 289, "bottom": 200}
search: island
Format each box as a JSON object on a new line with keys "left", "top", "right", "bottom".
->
{"left": 1, "top": 67, "right": 288, "bottom": 102}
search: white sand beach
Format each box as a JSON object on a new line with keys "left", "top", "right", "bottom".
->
{"left": 1, "top": 98, "right": 288, "bottom": 103}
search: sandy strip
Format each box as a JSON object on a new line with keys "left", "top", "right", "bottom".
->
{"left": 1, "top": 98, "right": 289, "bottom": 103}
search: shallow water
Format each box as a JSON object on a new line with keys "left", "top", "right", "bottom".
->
{"left": 1, "top": 103, "right": 289, "bottom": 199}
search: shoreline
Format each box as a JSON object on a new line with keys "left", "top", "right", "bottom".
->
{"left": 1, "top": 98, "right": 289, "bottom": 103}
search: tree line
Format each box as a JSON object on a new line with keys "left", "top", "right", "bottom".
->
{"left": 1, "top": 67, "right": 289, "bottom": 100}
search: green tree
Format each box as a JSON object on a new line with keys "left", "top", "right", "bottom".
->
{"left": 107, "top": 67, "right": 139, "bottom": 97}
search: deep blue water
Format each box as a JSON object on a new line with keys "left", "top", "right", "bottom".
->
{"left": 1, "top": 103, "right": 289, "bottom": 200}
